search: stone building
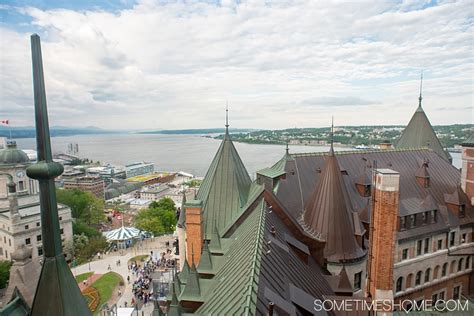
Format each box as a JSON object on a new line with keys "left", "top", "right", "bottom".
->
{"left": 0, "top": 140, "right": 73, "bottom": 261}
{"left": 63, "top": 175, "right": 105, "bottom": 199}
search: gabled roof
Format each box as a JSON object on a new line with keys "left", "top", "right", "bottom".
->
{"left": 197, "top": 132, "right": 252, "bottom": 237}
{"left": 300, "top": 147, "right": 365, "bottom": 262}
{"left": 395, "top": 104, "right": 451, "bottom": 162}
{"left": 196, "top": 200, "right": 266, "bottom": 315}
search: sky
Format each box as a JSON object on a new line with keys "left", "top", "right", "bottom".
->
{"left": 0, "top": 0, "right": 473, "bottom": 130}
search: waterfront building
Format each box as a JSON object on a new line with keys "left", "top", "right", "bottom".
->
{"left": 125, "top": 162, "right": 154, "bottom": 178}
{"left": 86, "top": 165, "right": 126, "bottom": 184}
{"left": 127, "top": 172, "right": 176, "bottom": 186}
{"left": 139, "top": 185, "right": 170, "bottom": 201}
{"left": 63, "top": 175, "right": 105, "bottom": 199}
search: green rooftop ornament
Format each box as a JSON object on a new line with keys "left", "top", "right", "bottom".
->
{"left": 27, "top": 34, "right": 91, "bottom": 315}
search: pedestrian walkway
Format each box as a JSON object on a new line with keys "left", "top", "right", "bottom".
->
{"left": 78, "top": 273, "right": 102, "bottom": 291}
{"left": 72, "top": 235, "right": 175, "bottom": 313}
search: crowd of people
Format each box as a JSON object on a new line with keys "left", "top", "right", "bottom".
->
{"left": 128, "top": 248, "right": 177, "bottom": 308}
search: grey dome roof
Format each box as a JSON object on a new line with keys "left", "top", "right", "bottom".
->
{"left": 0, "top": 142, "right": 30, "bottom": 165}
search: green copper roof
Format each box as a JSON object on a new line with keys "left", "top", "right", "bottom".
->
{"left": 197, "top": 132, "right": 252, "bottom": 237}
{"left": 197, "top": 241, "right": 213, "bottom": 273}
{"left": 180, "top": 261, "right": 202, "bottom": 300}
{"left": 196, "top": 200, "right": 266, "bottom": 315}
{"left": 395, "top": 104, "right": 451, "bottom": 162}
{"left": 0, "top": 142, "right": 29, "bottom": 166}
{"left": 256, "top": 167, "right": 286, "bottom": 179}
{"left": 0, "top": 288, "right": 30, "bottom": 316}
{"left": 462, "top": 134, "right": 474, "bottom": 146}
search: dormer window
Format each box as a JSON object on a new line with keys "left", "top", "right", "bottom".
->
{"left": 432, "top": 210, "right": 438, "bottom": 223}
{"left": 459, "top": 204, "right": 466, "bottom": 218}
{"left": 400, "top": 216, "right": 406, "bottom": 230}
{"left": 411, "top": 214, "right": 417, "bottom": 228}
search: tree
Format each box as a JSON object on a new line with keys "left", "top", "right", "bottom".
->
{"left": 0, "top": 261, "right": 11, "bottom": 289}
{"left": 135, "top": 197, "right": 177, "bottom": 235}
{"left": 56, "top": 189, "right": 105, "bottom": 225}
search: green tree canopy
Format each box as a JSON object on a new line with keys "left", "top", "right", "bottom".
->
{"left": 135, "top": 197, "right": 177, "bottom": 235}
{"left": 0, "top": 260, "right": 12, "bottom": 289}
{"left": 56, "top": 189, "right": 105, "bottom": 225}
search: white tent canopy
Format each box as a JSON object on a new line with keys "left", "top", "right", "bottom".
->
{"left": 103, "top": 226, "right": 141, "bottom": 241}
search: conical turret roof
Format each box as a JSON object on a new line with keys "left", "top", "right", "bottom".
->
{"left": 395, "top": 81, "right": 451, "bottom": 162}
{"left": 197, "top": 129, "right": 251, "bottom": 237}
{"left": 301, "top": 147, "right": 365, "bottom": 262}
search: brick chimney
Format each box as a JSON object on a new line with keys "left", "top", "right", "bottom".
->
{"left": 185, "top": 199, "right": 203, "bottom": 267}
{"left": 461, "top": 137, "right": 474, "bottom": 205}
{"left": 367, "top": 169, "right": 400, "bottom": 303}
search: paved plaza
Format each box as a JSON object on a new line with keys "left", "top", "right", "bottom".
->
{"left": 72, "top": 234, "right": 176, "bottom": 314}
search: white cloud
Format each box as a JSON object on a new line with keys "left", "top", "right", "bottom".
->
{"left": 0, "top": 0, "right": 472, "bottom": 129}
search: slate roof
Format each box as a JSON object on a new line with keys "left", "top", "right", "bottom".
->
{"left": 274, "top": 148, "right": 473, "bottom": 242}
{"left": 197, "top": 131, "right": 252, "bottom": 237}
{"left": 394, "top": 104, "right": 451, "bottom": 162}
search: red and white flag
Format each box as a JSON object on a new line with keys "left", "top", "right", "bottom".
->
{"left": 0, "top": 120, "right": 8, "bottom": 125}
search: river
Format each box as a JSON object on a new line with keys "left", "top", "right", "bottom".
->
{"left": 14, "top": 133, "right": 462, "bottom": 177}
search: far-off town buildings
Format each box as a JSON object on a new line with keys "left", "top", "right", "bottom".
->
{"left": 167, "top": 88, "right": 473, "bottom": 315}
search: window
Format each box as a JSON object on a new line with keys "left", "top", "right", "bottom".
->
{"left": 354, "top": 271, "right": 362, "bottom": 291}
{"left": 459, "top": 205, "right": 465, "bottom": 217}
{"left": 424, "top": 238, "right": 429, "bottom": 254}
{"left": 453, "top": 286, "right": 460, "bottom": 300}
{"left": 466, "top": 256, "right": 471, "bottom": 270}
{"left": 8, "top": 239, "right": 11, "bottom": 246}
{"left": 38, "top": 247, "right": 43, "bottom": 256}
{"left": 415, "top": 271, "right": 422, "bottom": 286}
{"left": 402, "top": 249, "right": 408, "bottom": 260}
{"left": 36, "top": 235, "right": 42, "bottom": 242}
{"left": 432, "top": 293, "right": 438, "bottom": 303}
{"left": 24, "top": 225, "right": 29, "bottom": 230}
{"left": 400, "top": 217, "right": 406, "bottom": 230}
{"left": 60, "top": 228, "right": 64, "bottom": 235}
{"left": 36, "top": 222, "right": 40, "bottom": 227}
{"left": 450, "top": 232, "right": 455, "bottom": 246}
{"left": 424, "top": 268, "right": 431, "bottom": 283}
{"left": 432, "top": 210, "right": 438, "bottom": 223}
{"left": 442, "top": 263, "right": 448, "bottom": 276}
{"left": 18, "top": 181, "right": 25, "bottom": 191}
{"left": 461, "top": 233, "right": 467, "bottom": 244}
{"left": 412, "top": 214, "right": 417, "bottom": 227}
{"left": 396, "top": 277, "right": 403, "bottom": 292}
{"left": 25, "top": 238, "right": 31, "bottom": 245}
{"left": 417, "top": 240, "right": 422, "bottom": 256}
{"left": 458, "top": 259, "right": 464, "bottom": 272}
{"left": 3, "top": 236, "right": 5, "bottom": 244}
{"left": 450, "top": 260, "right": 456, "bottom": 274}
{"left": 59, "top": 216, "right": 62, "bottom": 221}
{"left": 423, "top": 211, "right": 429, "bottom": 224}
{"left": 437, "top": 239, "right": 443, "bottom": 250}
{"left": 433, "top": 266, "right": 440, "bottom": 279}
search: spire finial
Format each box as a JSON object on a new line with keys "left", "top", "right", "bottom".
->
{"left": 285, "top": 140, "right": 289, "bottom": 155}
{"left": 225, "top": 100, "right": 229, "bottom": 134}
{"left": 418, "top": 72, "right": 423, "bottom": 107}
{"left": 329, "top": 116, "right": 334, "bottom": 155}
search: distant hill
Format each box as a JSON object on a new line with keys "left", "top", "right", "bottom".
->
{"left": 138, "top": 128, "right": 259, "bottom": 135}
{"left": 0, "top": 125, "right": 117, "bottom": 138}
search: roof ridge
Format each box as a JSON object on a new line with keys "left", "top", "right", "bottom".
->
{"left": 242, "top": 201, "right": 266, "bottom": 316}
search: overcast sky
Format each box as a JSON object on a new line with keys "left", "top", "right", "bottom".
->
{"left": 0, "top": 0, "right": 472, "bottom": 130}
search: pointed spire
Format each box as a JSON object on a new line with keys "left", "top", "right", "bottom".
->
{"left": 26, "top": 34, "right": 91, "bottom": 315}
{"left": 225, "top": 101, "right": 229, "bottom": 135}
{"left": 418, "top": 72, "right": 423, "bottom": 108}
{"left": 167, "top": 283, "right": 182, "bottom": 316}
{"left": 329, "top": 116, "right": 335, "bottom": 156}
{"left": 198, "top": 240, "right": 213, "bottom": 271}
{"left": 181, "top": 246, "right": 201, "bottom": 298}
{"left": 301, "top": 122, "right": 364, "bottom": 262}
{"left": 179, "top": 256, "right": 190, "bottom": 283}
{"left": 285, "top": 141, "right": 289, "bottom": 155}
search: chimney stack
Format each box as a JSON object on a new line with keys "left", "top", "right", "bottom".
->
{"left": 367, "top": 168, "right": 400, "bottom": 304}
{"left": 185, "top": 199, "right": 203, "bottom": 267}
